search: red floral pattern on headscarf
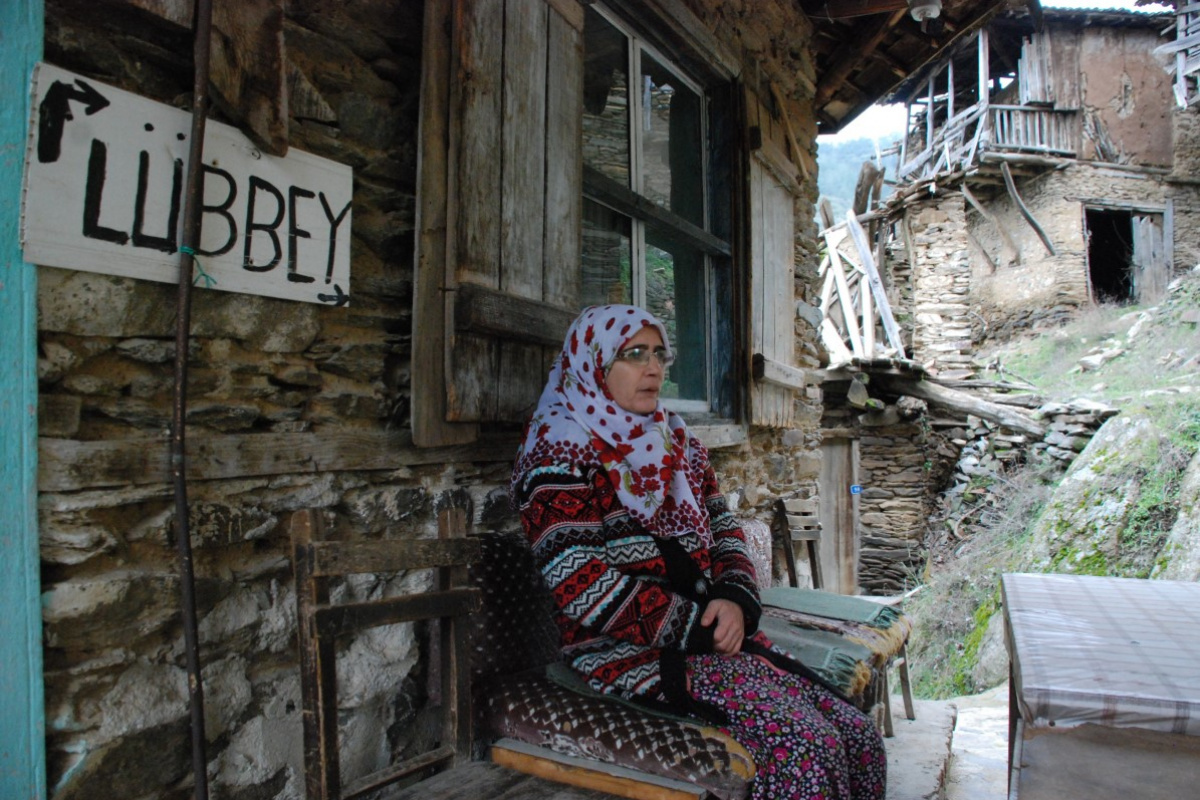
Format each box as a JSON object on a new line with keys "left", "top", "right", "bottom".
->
{"left": 512, "top": 305, "right": 711, "bottom": 543}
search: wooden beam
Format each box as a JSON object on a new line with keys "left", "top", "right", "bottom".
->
{"left": 492, "top": 739, "right": 709, "bottom": 800}
{"left": 454, "top": 282, "right": 576, "bottom": 348}
{"left": 1, "top": 1, "right": 46, "bottom": 796}
{"left": 1001, "top": 162, "right": 1056, "bottom": 256}
{"left": 308, "top": 538, "right": 481, "bottom": 577}
{"left": 770, "top": 84, "right": 811, "bottom": 182}
{"left": 545, "top": 0, "right": 584, "bottom": 31}
{"left": 411, "top": 0, "right": 478, "bottom": 447}
{"left": 315, "top": 588, "right": 482, "bottom": 638}
{"left": 815, "top": 11, "right": 906, "bottom": 106}
{"left": 753, "top": 353, "right": 810, "bottom": 390}
{"left": 39, "top": 431, "right": 523, "bottom": 491}
{"left": 962, "top": 183, "right": 1021, "bottom": 266}
{"left": 803, "top": 0, "right": 907, "bottom": 20}
{"left": 751, "top": 135, "right": 803, "bottom": 198}
{"left": 845, "top": 212, "right": 905, "bottom": 358}
{"left": 209, "top": 0, "right": 288, "bottom": 156}
{"left": 873, "top": 375, "right": 1046, "bottom": 438}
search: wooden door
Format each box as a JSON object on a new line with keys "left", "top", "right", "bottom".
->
{"left": 1132, "top": 212, "right": 1168, "bottom": 304}
{"left": 818, "top": 438, "right": 860, "bottom": 595}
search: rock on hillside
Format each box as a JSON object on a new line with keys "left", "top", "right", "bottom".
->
{"left": 1158, "top": 452, "right": 1200, "bottom": 581}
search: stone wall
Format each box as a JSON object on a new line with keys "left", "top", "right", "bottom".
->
{"left": 901, "top": 194, "right": 978, "bottom": 376}
{"left": 34, "top": 1, "right": 825, "bottom": 798}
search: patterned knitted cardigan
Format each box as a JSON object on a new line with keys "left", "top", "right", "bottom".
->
{"left": 515, "top": 438, "right": 763, "bottom": 721}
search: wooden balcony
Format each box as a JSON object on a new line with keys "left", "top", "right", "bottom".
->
{"left": 897, "top": 102, "right": 1078, "bottom": 182}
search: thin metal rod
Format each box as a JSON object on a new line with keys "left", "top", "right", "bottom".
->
{"left": 172, "top": 0, "right": 215, "bottom": 797}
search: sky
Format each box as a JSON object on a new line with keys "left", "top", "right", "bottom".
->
{"left": 819, "top": 0, "right": 1176, "bottom": 145}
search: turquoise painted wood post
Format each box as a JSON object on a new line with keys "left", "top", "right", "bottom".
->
{"left": 0, "top": 1, "right": 47, "bottom": 798}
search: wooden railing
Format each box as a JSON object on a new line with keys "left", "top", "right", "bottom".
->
{"left": 987, "top": 105, "right": 1077, "bottom": 155}
{"left": 897, "top": 102, "right": 1079, "bottom": 181}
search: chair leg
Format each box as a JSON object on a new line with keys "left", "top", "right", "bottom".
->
{"left": 880, "top": 668, "right": 894, "bottom": 738}
{"left": 897, "top": 642, "right": 915, "bottom": 721}
{"left": 806, "top": 540, "right": 822, "bottom": 591}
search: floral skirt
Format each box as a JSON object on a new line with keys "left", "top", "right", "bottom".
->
{"left": 687, "top": 652, "right": 886, "bottom": 800}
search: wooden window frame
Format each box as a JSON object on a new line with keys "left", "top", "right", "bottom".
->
{"left": 582, "top": 1, "right": 743, "bottom": 427}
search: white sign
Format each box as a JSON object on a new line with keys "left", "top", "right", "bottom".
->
{"left": 22, "top": 62, "right": 353, "bottom": 306}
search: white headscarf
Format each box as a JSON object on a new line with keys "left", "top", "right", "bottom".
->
{"left": 511, "top": 305, "right": 710, "bottom": 542}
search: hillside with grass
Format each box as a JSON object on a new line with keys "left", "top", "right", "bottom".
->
{"left": 904, "top": 270, "right": 1200, "bottom": 698}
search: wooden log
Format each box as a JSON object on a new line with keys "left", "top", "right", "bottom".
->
{"left": 1001, "top": 162, "right": 1056, "bottom": 256}
{"left": 873, "top": 375, "right": 1046, "bottom": 438}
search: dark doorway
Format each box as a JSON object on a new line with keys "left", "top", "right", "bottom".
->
{"left": 1085, "top": 208, "right": 1133, "bottom": 304}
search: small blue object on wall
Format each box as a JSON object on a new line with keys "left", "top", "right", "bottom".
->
{"left": 850, "top": 484, "right": 863, "bottom": 495}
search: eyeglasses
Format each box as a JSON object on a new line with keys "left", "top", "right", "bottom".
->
{"left": 611, "top": 345, "right": 674, "bottom": 369}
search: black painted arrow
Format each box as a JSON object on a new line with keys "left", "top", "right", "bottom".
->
{"left": 38, "top": 78, "right": 111, "bottom": 163}
{"left": 318, "top": 284, "right": 349, "bottom": 307}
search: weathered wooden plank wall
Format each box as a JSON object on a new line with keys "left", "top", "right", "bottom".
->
{"left": 0, "top": 2, "right": 47, "bottom": 797}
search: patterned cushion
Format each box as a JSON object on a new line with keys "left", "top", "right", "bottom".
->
{"left": 480, "top": 672, "right": 755, "bottom": 800}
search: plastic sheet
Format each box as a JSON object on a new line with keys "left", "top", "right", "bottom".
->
{"left": 1003, "top": 573, "right": 1200, "bottom": 736}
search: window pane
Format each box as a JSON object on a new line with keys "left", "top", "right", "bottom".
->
{"left": 639, "top": 52, "right": 704, "bottom": 228}
{"left": 645, "top": 230, "right": 706, "bottom": 402}
{"left": 582, "top": 199, "right": 632, "bottom": 306}
{"left": 583, "top": 8, "right": 630, "bottom": 187}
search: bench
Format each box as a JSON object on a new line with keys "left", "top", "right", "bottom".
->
{"left": 763, "top": 496, "right": 916, "bottom": 736}
{"left": 290, "top": 504, "right": 913, "bottom": 799}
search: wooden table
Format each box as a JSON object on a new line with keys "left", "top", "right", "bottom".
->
{"left": 1002, "top": 573, "right": 1200, "bottom": 799}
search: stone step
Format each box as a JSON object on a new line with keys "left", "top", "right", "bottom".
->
{"left": 885, "top": 698, "right": 958, "bottom": 800}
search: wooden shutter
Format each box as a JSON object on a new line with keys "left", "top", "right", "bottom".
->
{"left": 1018, "top": 31, "right": 1055, "bottom": 106}
{"left": 413, "top": 0, "right": 583, "bottom": 445}
{"left": 746, "top": 87, "right": 802, "bottom": 428}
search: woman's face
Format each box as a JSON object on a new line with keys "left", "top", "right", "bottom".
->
{"left": 606, "top": 326, "right": 666, "bottom": 415}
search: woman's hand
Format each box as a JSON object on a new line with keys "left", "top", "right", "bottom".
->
{"left": 701, "top": 599, "right": 745, "bottom": 655}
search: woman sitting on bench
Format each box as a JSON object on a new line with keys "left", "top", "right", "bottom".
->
{"left": 510, "top": 305, "right": 886, "bottom": 800}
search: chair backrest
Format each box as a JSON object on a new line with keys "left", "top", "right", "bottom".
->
{"left": 772, "top": 497, "right": 823, "bottom": 589}
{"left": 291, "top": 507, "right": 481, "bottom": 800}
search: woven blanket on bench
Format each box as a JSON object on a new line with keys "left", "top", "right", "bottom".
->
{"left": 761, "top": 587, "right": 913, "bottom": 672}
{"left": 757, "top": 616, "right": 874, "bottom": 698}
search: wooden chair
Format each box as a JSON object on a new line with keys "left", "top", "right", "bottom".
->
{"left": 772, "top": 496, "right": 823, "bottom": 590}
{"left": 291, "top": 508, "right": 707, "bottom": 800}
{"left": 291, "top": 506, "right": 482, "bottom": 800}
